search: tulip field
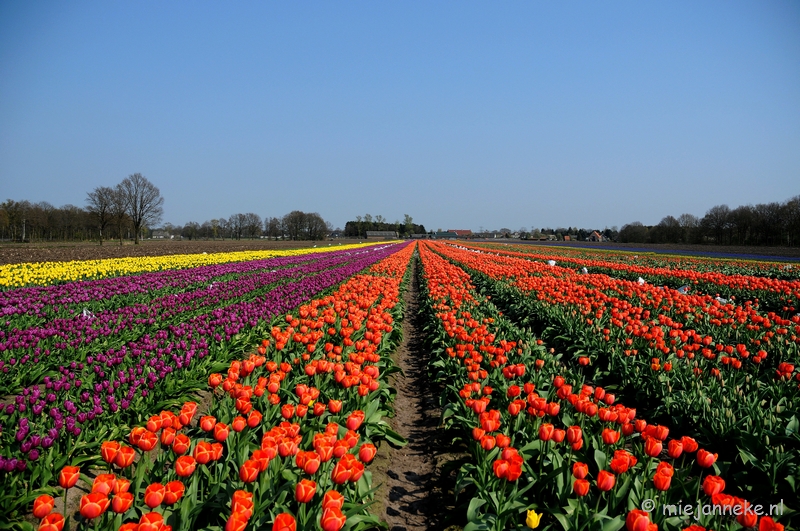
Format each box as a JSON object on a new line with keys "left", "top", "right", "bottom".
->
{"left": 0, "top": 239, "right": 798, "bottom": 530}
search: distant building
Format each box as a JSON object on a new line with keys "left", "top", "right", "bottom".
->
{"left": 151, "top": 230, "right": 170, "bottom": 239}
{"left": 588, "top": 231, "right": 603, "bottom": 242}
{"left": 365, "top": 231, "right": 399, "bottom": 239}
{"left": 410, "top": 233, "right": 430, "bottom": 239}
{"left": 433, "top": 231, "right": 458, "bottom": 239}
{"left": 447, "top": 229, "right": 473, "bottom": 238}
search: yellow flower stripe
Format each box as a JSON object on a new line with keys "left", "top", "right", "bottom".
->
{"left": 0, "top": 242, "right": 393, "bottom": 289}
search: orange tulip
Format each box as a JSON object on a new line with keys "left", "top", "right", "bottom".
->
{"left": 114, "top": 446, "right": 136, "bottom": 468}
{"left": 214, "top": 422, "right": 230, "bottom": 442}
{"left": 172, "top": 433, "right": 191, "bottom": 455}
{"left": 231, "top": 416, "right": 247, "bottom": 432}
{"left": 79, "top": 492, "right": 110, "bottom": 519}
{"left": 113, "top": 477, "right": 131, "bottom": 494}
{"left": 272, "top": 512, "right": 296, "bottom": 531}
{"left": 164, "top": 480, "right": 185, "bottom": 505}
{"left": 358, "top": 443, "right": 377, "bottom": 464}
{"left": 295, "top": 479, "right": 316, "bottom": 503}
{"left": 175, "top": 455, "right": 197, "bottom": 477}
{"left": 144, "top": 482, "right": 165, "bottom": 508}
{"left": 321, "top": 507, "right": 346, "bottom": 531}
{"left": 322, "top": 490, "right": 345, "bottom": 510}
{"left": 240, "top": 459, "right": 260, "bottom": 483}
{"left": 91, "top": 474, "right": 117, "bottom": 496}
{"left": 200, "top": 415, "right": 217, "bottom": 432}
{"left": 58, "top": 466, "right": 80, "bottom": 489}
{"left": 100, "top": 441, "right": 120, "bottom": 464}
{"left": 111, "top": 492, "right": 134, "bottom": 513}
{"left": 37, "top": 513, "right": 65, "bottom": 531}
{"left": 33, "top": 495, "right": 55, "bottom": 519}
{"left": 138, "top": 512, "right": 165, "bottom": 531}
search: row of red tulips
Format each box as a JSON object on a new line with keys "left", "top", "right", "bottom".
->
{"left": 416, "top": 241, "right": 792, "bottom": 531}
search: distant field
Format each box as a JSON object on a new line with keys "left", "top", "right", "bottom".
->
{"left": 0, "top": 238, "right": 372, "bottom": 265}
{"left": 481, "top": 239, "right": 800, "bottom": 261}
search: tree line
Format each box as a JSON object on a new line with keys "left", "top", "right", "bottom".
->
{"left": 175, "top": 211, "right": 331, "bottom": 241}
{"left": 1, "top": 177, "right": 335, "bottom": 243}
{"left": 1, "top": 173, "right": 163, "bottom": 245}
{"left": 343, "top": 214, "right": 426, "bottom": 238}
{"left": 619, "top": 194, "right": 800, "bottom": 247}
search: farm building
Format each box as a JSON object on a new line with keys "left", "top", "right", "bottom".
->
{"left": 365, "top": 231, "right": 399, "bottom": 239}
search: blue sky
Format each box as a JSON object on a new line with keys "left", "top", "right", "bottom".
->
{"left": 1, "top": 1, "right": 798, "bottom": 232}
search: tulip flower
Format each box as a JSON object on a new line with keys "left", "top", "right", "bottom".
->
{"left": 144, "top": 482, "right": 165, "bottom": 508}
{"left": 272, "top": 512, "right": 296, "bottom": 531}
{"left": 58, "top": 466, "right": 80, "bottom": 489}
{"left": 79, "top": 492, "right": 110, "bottom": 519}
{"left": 596, "top": 470, "right": 616, "bottom": 491}
{"left": 295, "top": 479, "right": 316, "bottom": 503}
{"left": 240, "top": 459, "right": 260, "bottom": 483}
{"left": 138, "top": 512, "right": 165, "bottom": 531}
{"left": 526, "top": 509, "right": 542, "bottom": 529}
{"left": 114, "top": 446, "right": 136, "bottom": 468}
{"left": 175, "top": 455, "right": 197, "bottom": 477}
{"left": 573, "top": 479, "right": 590, "bottom": 496}
{"left": 111, "top": 492, "right": 134, "bottom": 513}
{"left": 92, "top": 474, "right": 117, "bottom": 496}
{"left": 100, "top": 441, "right": 120, "bottom": 464}
{"left": 346, "top": 410, "right": 365, "bottom": 431}
{"left": 696, "top": 449, "right": 717, "bottom": 468}
{"left": 625, "top": 510, "right": 651, "bottom": 531}
{"left": 164, "top": 480, "right": 185, "bottom": 504}
{"left": 33, "top": 495, "right": 55, "bottom": 519}
{"left": 572, "top": 462, "right": 588, "bottom": 479}
{"left": 321, "top": 507, "right": 346, "bottom": 531}
{"left": 38, "top": 513, "right": 65, "bottom": 531}
{"left": 358, "top": 443, "right": 377, "bottom": 464}
{"left": 322, "top": 490, "right": 345, "bottom": 510}
{"left": 644, "top": 437, "right": 662, "bottom": 458}
{"left": 702, "top": 475, "right": 726, "bottom": 496}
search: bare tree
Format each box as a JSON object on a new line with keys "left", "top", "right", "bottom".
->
{"left": 110, "top": 186, "right": 129, "bottom": 245}
{"left": 86, "top": 186, "right": 115, "bottom": 245}
{"left": 118, "top": 174, "right": 164, "bottom": 244}
{"left": 243, "top": 213, "right": 262, "bottom": 238}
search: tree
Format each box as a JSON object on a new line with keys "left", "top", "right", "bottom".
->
{"left": 119, "top": 174, "right": 164, "bottom": 244}
{"left": 86, "top": 187, "right": 115, "bottom": 245}
{"left": 403, "top": 214, "right": 414, "bottom": 236}
{"left": 243, "top": 213, "right": 262, "bottom": 238}
{"left": 619, "top": 222, "right": 649, "bottom": 243}
{"left": 701, "top": 204, "right": 731, "bottom": 244}
{"left": 110, "top": 186, "right": 129, "bottom": 245}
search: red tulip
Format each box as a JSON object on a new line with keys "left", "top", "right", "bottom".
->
{"left": 681, "top": 436, "right": 699, "bottom": 452}
{"left": 321, "top": 507, "right": 347, "bottom": 531}
{"left": 272, "top": 512, "right": 296, "bottom": 531}
{"left": 653, "top": 472, "right": 671, "bottom": 491}
{"left": 91, "top": 474, "right": 117, "bottom": 496}
{"left": 331, "top": 460, "right": 352, "bottom": 484}
{"left": 137, "top": 431, "right": 158, "bottom": 452}
{"left": 759, "top": 517, "right": 785, "bottom": 531}
{"left": 37, "top": 513, "right": 65, "bottom": 531}
{"left": 602, "top": 428, "right": 620, "bottom": 445}
{"left": 359, "top": 443, "right": 377, "bottom": 463}
{"left": 644, "top": 437, "right": 662, "bottom": 458}
{"left": 111, "top": 492, "right": 134, "bottom": 513}
{"left": 696, "top": 449, "right": 717, "bottom": 468}
{"left": 172, "top": 433, "right": 191, "bottom": 455}
{"left": 113, "top": 477, "right": 131, "bottom": 494}
{"left": 573, "top": 479, "right": 590, "bottom": 496}
{"left": 226, "top": 512, "right": 249, "bottom": 531}
{"left": 175, "top": 455, "right": 197, "bottom": 477}
{"left": 702, "top": 475, "right": 726, "bottom": 496}
{"left": 322, "top": 490, "right": 345, "bottom": 510}
{"left": 214, "top": 422, "right": 230, "bottom": 442}
{"left": 240, "top": 459, "right": 260, "bottom": 483}
{"left": 328, "top": 400, "right": 343, "bottom": 413}
{"left": 144, "top": 482, "right": 165, "bottom": 508}
{"left": 161, "top": 427, "right": 176, "bottom": 446}
{"left": 572, "top": 462, "right": 589, "bottom": 479}
{"left": 295, "top": 479, "right": 316, "bottom": 503}
{"left": 58, "top": 466, "right": 80, "bottom": 489}
{"left": 231, "top": 416, "right": 247, "bottom": 432}
{"left": 346, "top": 410, "right": 365, "bottom": 431}
{"left": 194, "top": 441, "right": 215, "bottom": 464}
{"left": 138, "top": 512, "right": 165, "bottom": 531}
{"left": 164, "top": 480, "right": 185, "bottom": 505}
{"left": 114, "top": 446, "right": 136, "bottom": 468}
{"left": 566, "top": 425, "right": 582, "bottom": 444}
{"left": 79, "top": 492, "right": 110, "bottom": 519}
{"left": 538, "top": 423, "right": 554, "bottom": 441}
{"left": 247, "top": 409, "right": 263, "bottom": 428}
{"left": 100, "top": 441, "right": 120, "bottom": 464}
{"left": 33, "top": 495, "right": 55, "bottom": 519}
{"left": 667, "top": 439, "right": 683, "bottom": 459}
{"left": 596, "top": 470, "right": 616, "bottom": 491}
{"left": 625, "top": 510, "right": 651, "bottom": 531}
{"left": 552, "top": 429, "right": 565, "bottom": 443}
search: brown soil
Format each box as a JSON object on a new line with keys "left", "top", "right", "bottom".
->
{"left": 0, "top": 239, "right": 372, "bottom": 265}
{"left": 377, "top": 259, "right": 461, "bottom": 531}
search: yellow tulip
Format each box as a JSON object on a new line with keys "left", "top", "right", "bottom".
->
{"left": 526, "top": 509, "right": 542, "bottom": 529}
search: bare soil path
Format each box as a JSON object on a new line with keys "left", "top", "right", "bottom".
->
{"left": 375, "top": 259, "right": 460, "bottom": 531}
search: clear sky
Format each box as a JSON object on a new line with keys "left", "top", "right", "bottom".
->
{"left": 1, "top": 1, "right": 798, "bottom": 232}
